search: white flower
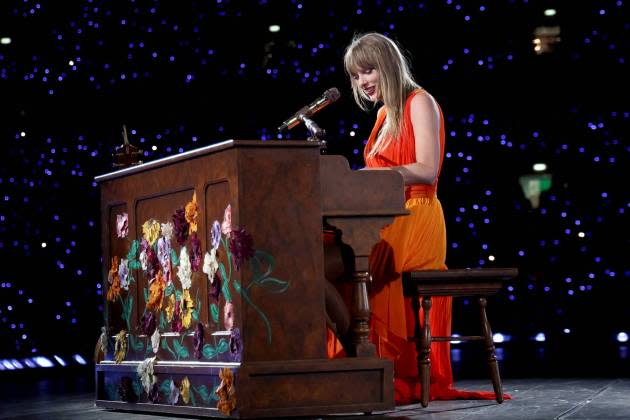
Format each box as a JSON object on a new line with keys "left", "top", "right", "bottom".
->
{"left": 161, "top": 222, "right": 174, "bottom": 240}
{"left": 177, "top": 247, "right": 192, "bottom": 290}
{"left": 151, "top": 329, "right": 160, "bottom": 354}
{"left": 202, "top": 249, "right": 219, "bottom": 283}
{"left": 136, "top": 356, "right": 157, "bottom": 394}
{"left": 118, "top": 258, "right": 129, "bottom": 290}
{"left": 139, "top": 250, "right": 148, "bottom": 271}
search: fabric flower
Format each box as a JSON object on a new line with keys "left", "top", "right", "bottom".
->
{"left": 137, "top": 356, "right": 157, "bottom": 394}
{"left": 211, "top": 220, "right": 221, "bottom": 250}
{"left": 165, "top": 294, "right": 176, "bottom": 322}
{"left": 118, "top": 258, "right": 129, "bottom": 291}
{"left": 193, "top": 323, "right": 204, "bottom": 360}
{"left": 142, "top": 219, "right": 161, "bottom": 246}
{"left": 151, "top": 328, "right": 160, "bottom": 354}
{"left": 160, "top": 222, "right": 174, "bottom": 241}
{"left": 139, "top": 250, "right": 148, "bottom": 271}
{"left": 229, "top": 227, "right": 255, "bottom": 270}
{"left": 93, "top": 326, "right": 108, "bottom": 363}
{"left": 190, "top": 233, "right": 202, "bottom": 272}
{"left": 203, "top": 249, "right": 219, "bottom": 282}
{"left": 180, "top": 376, "right": 191, "bottom": 405}
{"left": 146, "top": 247, "right": 161, "bottom": 280}
{"left": 221, "top": 205, "right": 232, "bottom": 237}
{"left": 107, "top": 257, "right": 121, "bottom": 302}
{"left": 181, "top": 289, "right": 194, "bottom": 329}
{"left": 116, "top": 213, "right": 128, "bottom": 238}
{"left": 223, "top": 302, "right": 234, "bottom": 331}
{"left": 171, "top": 300, "right": 183, "bottom": 333}
{"left": 173, "top": 208, "right": 189, "bottom": 245}
{"left": 114, "top": 330, "right": 127, "bottom": 364}
{"left": 148, "top": 383, "right": 160, "bottom": 403}
{"left": 146, "top": 271, "right": 165, "bottom": 311}
{"left": 157, "top": 237, "right": 172, "bottom": 285}
{"left": 229, "top": 328, "right": 242, "bottom": 362}
{"left": 118, "top": 376, "right": 137, "bottom": 403}
{"left": 177, "top": 247, "right": 192, "bottom": 290}
{"left": 140, "top": 311, "right": 156, "bottom": 336}
{"left": 216, "top": 368, "right": 236, "bottom": 415}
{"left": 208, "top": 270, "right": 222, "bottom": 303}
{"left": 185, "top": 192, "right": 198, "bottom": 236}
{"left": 168, "top": 379, "right": 180, "bottom": 405}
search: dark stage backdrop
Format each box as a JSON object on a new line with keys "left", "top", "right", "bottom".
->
{"left": 0, "top": 1, "right": 627, "bottom": 364}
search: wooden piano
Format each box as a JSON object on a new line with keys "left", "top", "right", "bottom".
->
{"left": 94, "top": 140, "right": 407, "bottom": 417}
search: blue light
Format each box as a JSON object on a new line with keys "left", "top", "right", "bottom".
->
{"left": 73, "top": 354, "right": 87, "bottom": 365}
{"left": 534, "top": 333, "right": 546, "bottom": 342}
{"left": 53, "top": 355, "right": 67, "bottom": 367}
{"left": 617, "top": 332, "right": 629, "bottom": 343}
{"left": 33, "top": 356, "right": 54, "bottom": 368}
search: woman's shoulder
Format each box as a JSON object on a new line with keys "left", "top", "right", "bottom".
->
{"left": 407, "top": 88, "right": 438, "bottom": 112}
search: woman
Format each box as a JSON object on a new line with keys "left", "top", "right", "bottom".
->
{"left": 330, "top": 32, "right": 502, "bottom": 404}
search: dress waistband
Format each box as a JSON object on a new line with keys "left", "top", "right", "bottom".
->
{"left": 405, "top": 184, "right": 436, "bottom": 200}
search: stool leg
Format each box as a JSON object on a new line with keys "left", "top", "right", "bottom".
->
{"left": 479, "top": 297, "right": 504, "bottom": 403}
{"left": 419, "top": 296, "right": 432, "bottom": 407}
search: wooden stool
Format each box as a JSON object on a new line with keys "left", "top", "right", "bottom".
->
{"left": 402, "top": 267, "right": 518, "bottom": 407}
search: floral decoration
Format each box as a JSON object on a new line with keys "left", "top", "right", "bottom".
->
{"left": 193, "top": 323, "right": 204, "bottom": 360}
{"left": 223, "top": 302, "right": 234, "bottom": 331}
{"left": 229, "top": 328, "right": 242, "bottom": 362}
{"left": 150, "top": 328, "right": 160, "bottom": 354}
{"left": 211, "top": 220, "right": 221, "bottom": 250}
{"left": 168, "top": 379, "right": 180, "bottom": 405}
{"left": 142, "top": 219, "right": 161, "bottom": 246}
{"left": 185, "top": 192, "right": 198, "bottom": 235}
{"left": 229, "top": 227, "right": 255, "bottom": 270}
{"left": 177, "top": 247, "right": 192, "bottom": 290}
{"left": 116, "top": 212, "right": 128, "bottom": 238}
{"left": 216, "top": 368, "right": 236, "bottom": 415}
{"left": 107, "top": 256, "right": 121, "bottom": 302}
{"left": 140, "top": 311, "right": 156, "bottom": 336}
{"left": 190, "top": 233, "right": 202, "bottom": 272}
{"left": 114, "top": 329, "right": 127, "bottom": 364}
{"left": 172, "top": 208, "right": 189, "bottom": 245}
{"left": 221, "top": 204, "right": 232, "bottom": 237}
{"left": 118, "top": 258, "right": 130, "bottom": 291}
{"left": 180, "top": 376, "right": 191, "bottom": 404}
{"left": 137, "top": 356, "right": 157, "bottom": 395}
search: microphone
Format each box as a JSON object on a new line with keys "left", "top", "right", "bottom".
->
{"left": 278, "top": 87, "right": 341, "bottom": 132}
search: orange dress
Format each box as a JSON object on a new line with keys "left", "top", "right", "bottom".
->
{"left": 328, "top": 89, "right": 506, "bottom": 404}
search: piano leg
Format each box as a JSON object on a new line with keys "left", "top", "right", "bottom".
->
{"left": 351, "top": 271, "right": 376, "bottom": 357}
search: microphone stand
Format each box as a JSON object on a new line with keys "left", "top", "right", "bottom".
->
{"left": 299, "top": 114, "right": 327, "bottom": 154}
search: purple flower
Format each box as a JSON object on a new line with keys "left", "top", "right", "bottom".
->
{"left": 172, "top": 208, "right": 189, "bottom": 246}
{"left": 146, "top": 247, "right": 160, "bottom": 279}
{"left": 157, "top": 237, "right": 172, "bottom": 283}
{"left": 190, "top": 233, "right": 202, "bottom": 272}
{"left": 208, "top": 271, "right": 222, "bottom": 303}
{"left": 229, "top": 227, "right": 255, "bottom": 270}
{"left": 168, "top": 380, "right": 180, "bottom": 405}
{"left": 193, "top": 323, "right": 204, "bottom": 360}
{"left": 229, "top": 328, "right": 242, "bottom": 362}
{"left": 211, "top": 220, "right": 221, "bottom": 250}
{"left": 171, "top": 300, "right": 183, "bottom": 333}
{"left": 140, "top": 311, "right": 156, "bottom": 336}
{"left": 140, "top": 238, "right": 150, "bottom": 252}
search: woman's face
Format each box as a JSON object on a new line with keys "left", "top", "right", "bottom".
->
{"left": 353, "top": 67, "right": 380, "bottom": 102}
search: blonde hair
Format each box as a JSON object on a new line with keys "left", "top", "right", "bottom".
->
{"left": 344, "top": 33, "right": 419, "bottom": 155}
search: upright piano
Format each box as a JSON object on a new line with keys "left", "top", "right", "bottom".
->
{"left": 94, "top": 140, "right": 407, "bottom": 417}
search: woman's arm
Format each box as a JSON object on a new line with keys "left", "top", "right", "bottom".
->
{"left": 366, "top": 93, "right": 441, "bottom": 185}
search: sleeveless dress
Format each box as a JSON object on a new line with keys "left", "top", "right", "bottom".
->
{"left": 328, "top": 89, "right": 507, "bottom": 404}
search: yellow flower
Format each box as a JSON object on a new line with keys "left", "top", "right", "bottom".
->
{"left": 180, "top": 376, "right": 191, "bottom": 404}
{"left": 165, "top": 294, "right": 176, "bottom": 322}
{"left": 142, "top": 219, "right": 161, "bottom": 246}
{"left": 146, "top": 271, "right": 165, "bottom": 311}
{"left": 181, "top": 289, "right": 194, "bottom": 329}
{"left": 185, "top": 192, "right": 198, "bottom": 235}
{"left": 114, "top": 330, "right": 127, "bottom": 364}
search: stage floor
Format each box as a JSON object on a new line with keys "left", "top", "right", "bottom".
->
{"left": 1, "top": 377, "right": 629, "bottom": 419}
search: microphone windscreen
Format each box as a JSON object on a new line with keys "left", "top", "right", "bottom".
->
{"left": 325, "top": 87, "right": 341, "bottom": 102}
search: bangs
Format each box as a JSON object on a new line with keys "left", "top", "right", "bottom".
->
{"left": 344, "top": 42, "right": 377, "bottom": 76}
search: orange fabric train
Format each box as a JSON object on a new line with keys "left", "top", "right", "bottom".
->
{"left": 328, "top": 89, "right": 508, "bottom": 404}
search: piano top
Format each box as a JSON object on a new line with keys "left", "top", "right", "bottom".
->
{"left": 94, "top": 139, "right": 321, "bottom": 183}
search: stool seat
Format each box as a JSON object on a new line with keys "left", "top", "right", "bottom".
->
{"left": 402, "top": 267, "right": 518, "bottom": 407}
